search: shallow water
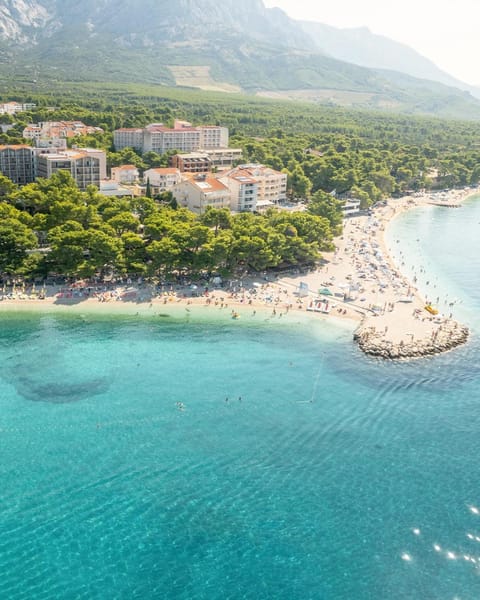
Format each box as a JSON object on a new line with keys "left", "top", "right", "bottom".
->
{"left": 1, "top": 198, "right": 480, "bottom": 599}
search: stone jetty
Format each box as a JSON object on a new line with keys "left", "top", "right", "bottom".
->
{"left": 354, "top": 319, "right": 469, "bottom": 360}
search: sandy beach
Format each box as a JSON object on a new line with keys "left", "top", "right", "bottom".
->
{"left": 0, "top": 187, "right": 477, "bottom": 358}
{"left": 275, "top": 188, "right": 475, "bottom": 357}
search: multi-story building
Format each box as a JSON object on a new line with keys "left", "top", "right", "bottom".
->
{"left": 111, "top": 165, "right": 140, "bottom": 185}
{"left": 75, "top": 148, "right": 107, "bottom": 181}
{"left": 113, "top": 120, "right": 229, "bottom": 155}
{"left": 172, "top": 174, "right": 231, "bottom": 215}
{"left": 202, "top": 147, "right": 243, "bottom": 170}
{"left": 171, "top": 148, "right": 242, "bottom": 173}
{"left": 143, "top": 123, "right": 202, "bottom": 154}
{"left": 112, "top": 128, "right": 145, "bottom": 153}
{"left": 22, "top": 125, "right": 42, "bottom": 141}
{"left": 198, "top": 125, "right": 229, "bottom": 149}
{"left": 219, "top": 170, "right": 258, "bottom": 213}
{"left": 143, "top": 168, "right": 182, "bottom": 194}
{"left": 224, "top": 164, "right": 288, "bottom": 207}
{"left": 0, "top": 145, "right": 107, "bottom": 190}
{"left": 170, "top": 153, "right": 211, "bottom": 174}
{"left": 0, "top": 145, "right": 35, "bottom": 185}
{"left": 35, "top": 148, "right": 106, "bottom": 190}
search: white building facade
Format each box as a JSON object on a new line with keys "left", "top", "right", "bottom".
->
{"left": 35, "top": 148, "right": 106, "bottom": 190}
{"left": 111, "top": 165, "right": 140, "bottom": 184}
{"left": 172, "top": 175, "right": 231, "bottom": 215}
{"left": 114, "top": 121, "right": 229, "bottom": 155}
{"left": 143, "top": 168, "right": 182, "bottom": 193}
{"left": 113, "top": 128, "right": 145, "bottom": 153}
{"left": 219, "top": 171, "right": 258, "bottom": 212}
{"left": 223, "top": 164, "right": 288, "bottom": 208}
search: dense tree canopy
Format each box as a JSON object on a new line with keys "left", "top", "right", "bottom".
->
{"left": 0, "top": 173, "right": 335, "bottom": 280}
{"left": 2, "top": 83, "right": 480, "bottom": 280}
{"left": 4, "top": 83, "right": 480, "bottom": 208}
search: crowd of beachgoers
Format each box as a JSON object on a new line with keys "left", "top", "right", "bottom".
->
{"left": 0, "top": 187, "right": 477, "bottom": 358}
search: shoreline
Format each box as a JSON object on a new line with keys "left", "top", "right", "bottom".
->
{"left": 354, "top": 189, "right": 476, "bottom": 358}
{"left": 274, "top": 187, "right": 478, "bottom": 359}
{"left": 0, "top": 284, "right": 351, "bottom": 335}
{"left": 0, "top": 187, "right": 477, "bottom": 359}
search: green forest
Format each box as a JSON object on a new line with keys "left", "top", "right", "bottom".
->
{"left": 1, "top": 82, "right": 479, "bottom": 280}
{"left": 0, "top": 171, "right": 338, "bottom": 280}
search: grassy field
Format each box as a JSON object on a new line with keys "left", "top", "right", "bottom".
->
{"left": 168, "top": 66, "right": 241, "bottom": 93}
{"left": 255, "top": 88, "right": 403, "bottom": 110}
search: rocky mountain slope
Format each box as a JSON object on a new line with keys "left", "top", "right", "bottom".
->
{"left": 300, "top": 20, "right": 480, "bottom": 99}
{"left": 1, "top": 0, "right": 480, "bottom": 119}
{"left": 0, "top": 0, "right": 52, "bottom": 43}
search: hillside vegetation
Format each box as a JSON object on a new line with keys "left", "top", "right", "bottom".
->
{"left": 1, "top": 82, "right": 480, "bottom": 280}
{"left": 1, "top": 0, "right": 480, "bottom": 119}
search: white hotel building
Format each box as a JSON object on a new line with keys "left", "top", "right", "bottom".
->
{"left": 114, "top": 120, "right": 229, "bottom": 155}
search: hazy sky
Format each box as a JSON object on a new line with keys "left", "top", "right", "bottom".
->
{"left": 263, "top": 0, "right": 480, "bottom": 85}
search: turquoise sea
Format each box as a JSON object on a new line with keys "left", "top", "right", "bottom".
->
{"left": 1, "top": 197, "right": 480, "bottom": 599}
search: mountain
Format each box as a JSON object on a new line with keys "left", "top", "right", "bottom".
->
{"left": 0, "top": 0, "right": 52, "bottom": 42}
{"left": 1, "top": 0, "right": 480, "bottom": 119}
{"left": 299, "top": 21, "right": 480, "bottom": 100}
{"left": 0, "top": 0, "right": 313, "bottom": 50}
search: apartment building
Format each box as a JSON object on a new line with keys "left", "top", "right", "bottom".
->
{"left": 171, "top": 148, "right": 242, "bottom": 173}
{"left": 143, "top": 168, "right": 182, "bottom": 194}
{"left": 76, "top": 148, "right": 106, "bottom": 180}
{"left": 170, "top": 153, "right": 211, "bottom": 174}
{"left": 224, "top": 164, "right": 288, "bottom": 207}
{"left": 219, "top": 170, "right": 258, "bottom": 213}
{"left": 111, "top": 165, "right": 140, "bottom": 185}
{"left": 22, "top": 125, "right": 42, "bottom": 140}
{"left": 202, "top": 147, "right": 242, "bottom": 170}
{"left": 0, "top": 144, "right": 107, "bottom": 190}
{"left": 172, "top": 174, "right": 231, "bottom": 215}
{"left": 0, "top": 145, "right": 35, "bottom": 185}
{"left": 35, "top": 148, "right": 106, "bottom": 190}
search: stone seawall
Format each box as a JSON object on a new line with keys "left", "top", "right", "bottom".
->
{"left": 354, "top": 320, "right": 469, "bottom": 360}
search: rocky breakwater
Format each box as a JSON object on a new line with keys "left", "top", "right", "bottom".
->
{"left": 354, "top": 319, "right": 469, "bottom": 360}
